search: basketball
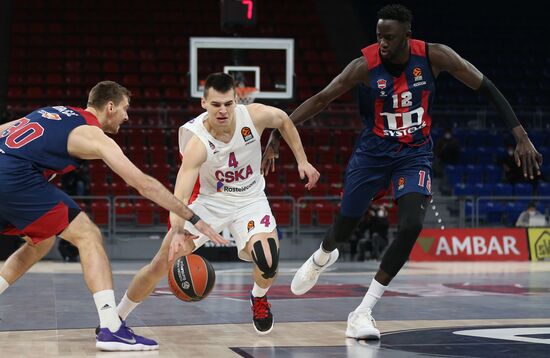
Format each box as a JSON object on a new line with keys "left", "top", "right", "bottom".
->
{"left": 168, "top": 254, "right": 216, "bottom": 302}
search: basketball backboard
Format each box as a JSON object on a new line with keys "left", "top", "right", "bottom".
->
{"left": 189, "top": 37, "right": 294, "bottom": 100}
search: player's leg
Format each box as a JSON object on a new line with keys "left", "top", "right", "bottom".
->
{"left": 118, "top": 202, "right": 225, "bottom": 321}
{"left": 0, "top": 236, "right": 55, "bottom": 293}
{"left": 245, "top": 229, "right": 279, "bottom": 335}
{"left": 0, "top": 236, "right": 56, "bottom": 295}
{"left": 246, "top": 230, "right": 280, "bottom": 288}
{"left": 230, "top": 200, "right": 278, "bottom": 335}
{"left": 61, "top": 212, "right": 158, "bottom": 351}
{"left": 117, "top": 228, "right": 196, "bottom": 320}
{"left": 291, "top": 160, "right": 390, "bottom": 296}
{"left": 347, "top": 163, "right": 432, "bottom": 340}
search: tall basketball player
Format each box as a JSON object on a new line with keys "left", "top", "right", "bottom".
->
{"left": 115, "top": 72, "right": 319, "bottom": 338}
{"left": 261, "top": 4, "right": 542, "bottom": 340}
{"left": 0, "top": 81, "right": 224, "bottom": 351}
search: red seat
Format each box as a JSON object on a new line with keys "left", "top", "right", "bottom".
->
{"left": 91, "top": 201, "right": 110, "bottom": 226}
{"left": 298, "top": 202, "right": 314, "bottom": 225}
{"left": 271, "top": 201, "right": 292, "bottom": 226}
{"left": 266, "top": 182, "right": 286, "bottom": 196}
{"left": 315, "top": 201, "right": 336, "bottom": 225}
{"left": 89, "top": 182, "right": 109, "bottom": 196}
{"left": 135, "top": 201, "right": 155, "bottom": 226}
{"left": 287, "top": 182, "right": 307, "bottom": 199}
{"left": 149, "top": 146, "right": 169, "bottom": 166}
{"left": 110, "top": 182, "right": 130, "bottom": 196}
{"left": 156, "top": 206, "right": 169, "bottom": 225}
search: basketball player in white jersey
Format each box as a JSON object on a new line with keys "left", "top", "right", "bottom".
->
{"left": 115, "top": 73, "right": 320, "bottom": 336}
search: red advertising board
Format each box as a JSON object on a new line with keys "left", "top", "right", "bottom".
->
{"left": 410, "top": 228, "right": 529, "bottom": 261}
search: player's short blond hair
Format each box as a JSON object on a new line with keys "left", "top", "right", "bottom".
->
{"left": 87, "top": 81, "right": 131, "bottom": 109}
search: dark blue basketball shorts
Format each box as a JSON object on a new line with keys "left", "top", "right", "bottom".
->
{"left": 0, "top": 165, "right": 81, "bottom": 244}
{"left": 340, "top": 151, "right": 433, "bottom": 217}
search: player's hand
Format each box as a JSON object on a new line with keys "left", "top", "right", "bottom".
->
{"left": 514, "top": 138, "right": 543, "bottom": 180}
{"left": 298, "top": 162, "right": 320, "bottom": 190}
{"left": 261, "top": 131, "right": 281, "bottom": 176}
{"left": 168, "top": 229, "right": 197, "bottom": 262}
{"left": 193, "top": 219, "right": 229, "bottom": 245}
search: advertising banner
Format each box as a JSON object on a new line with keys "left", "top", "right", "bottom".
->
{"left": 410, "top": 228, "right": 529, "bottom": 261}
{"left": 527, "top": 228, "right": 550, "bottom": 261}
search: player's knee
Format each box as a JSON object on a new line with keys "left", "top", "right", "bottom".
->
{"left": 64, "top": 213, "right": 103, "bottom": 247}
{"left": 251, "top": 238, "right": 279, "bottom": 279}
{"left": 398, "top": 219, "right": 423, "bottom": 239}
{"left": 328, "top": 214, "right": 362, "bottom": 247}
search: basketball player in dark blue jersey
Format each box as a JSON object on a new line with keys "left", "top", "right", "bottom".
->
{"left": 0, "top": 81, "right": 226, "bottom": 351}
{"left": 261, "top": 4, "right": 543, "bottom": 340}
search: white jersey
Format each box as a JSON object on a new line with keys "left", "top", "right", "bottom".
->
{"left": 178, "top": 104, "right": 265, "bottom": 203}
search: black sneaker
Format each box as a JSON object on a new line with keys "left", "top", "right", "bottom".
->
{"left": 250, "top": 292, "right": 274, "bottom": 335}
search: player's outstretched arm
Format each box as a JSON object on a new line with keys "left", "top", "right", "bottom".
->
{"left": 67, "top": 125, "right": 224, "bottom": 243}
{"left": 252, "top": 104, "right": 320, "bottom": 189}
{"left": 429, "top": 43, "right": 543, "bottom": 179}
{"left": 261, "top": 57, "right": 370, "bottom": 175}
{"left": 169, "top": 135, "right": 229, "bottom": 246}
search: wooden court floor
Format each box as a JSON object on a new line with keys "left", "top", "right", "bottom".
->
{"left": 1, "top": 260, "right": 549, "bottom": 357}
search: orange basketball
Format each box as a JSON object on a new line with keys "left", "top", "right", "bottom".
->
{"left": 168, "top": 254, "right": 216, "bottom": 302}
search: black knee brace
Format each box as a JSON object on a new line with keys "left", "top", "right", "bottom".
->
{"left": 380, "top": 193, "right": 429, "bottom": 277}
{"left": 321, "top": 213, "right": 362, "bottom": 252}
{"left": 251, "top": 238, "right": 279, "bottom": 279}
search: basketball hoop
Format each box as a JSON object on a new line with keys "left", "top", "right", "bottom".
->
{"left": 235, "top": 86, "right": 257, "bottom": 105}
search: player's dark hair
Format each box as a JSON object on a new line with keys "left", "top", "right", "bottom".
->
{"left": 87, "top": 81, "right": 131, "bottom": 109}
{"left": 203, "top": 72, "right": 235, "bottom": 98}
{"left": 377, "top": 4, "right": 413, "bottom": 25}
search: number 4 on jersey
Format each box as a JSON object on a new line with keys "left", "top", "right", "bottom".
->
{"left": 260, "top": 215, "right": 271, "bottom": 227}
{"left": 228, "top": 152, "right": 239, "bottom": 168}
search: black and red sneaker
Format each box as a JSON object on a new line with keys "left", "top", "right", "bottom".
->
{"left": 250, "top": 292, "right": 274, "bottom": 335}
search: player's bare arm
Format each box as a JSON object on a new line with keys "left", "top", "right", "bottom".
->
{"left": 429, "top": 43, "right": 542, "bottom": 179}
{"left": 251, "top": 104, "right": 320, "bottom": 189}
{"left": 67, "top": 125, "right": 224, "bottom": 242}
{"left": 169, "top": 135, "right": 229, "bottom": 261}
{"left": 261, "top": 57, "right": 370, "bottom": 175}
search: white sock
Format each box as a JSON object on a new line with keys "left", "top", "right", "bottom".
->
{"left": 117, "top": 291, "right": 141, "bottom": 321}
{"left": 355, "top": 278, "right": 387, "bottom": 313}
{"left": 93, "top": 289, "right": 121, "bottom": 332}
{"left": 312, "top": 244, "right": 332, "bottom": 266}
{"left": 251, "top": 283, "right": 269, "bottom": 298}
{"left": 0, "top": 276, "right": 9, "bottom": 295}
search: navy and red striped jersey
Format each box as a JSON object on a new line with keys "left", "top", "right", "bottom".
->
{"left": 359, "top": 39, "right": 435, "bottom": 146}
{"left": 0, "top": 106, "right": 100, "bottom": 177}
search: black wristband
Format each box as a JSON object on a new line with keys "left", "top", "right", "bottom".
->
{"left": 189, "top": 214, "right": 201, "bottom": 225}
{"left": 476, "top": 76, "right": 521, "bottom": 129}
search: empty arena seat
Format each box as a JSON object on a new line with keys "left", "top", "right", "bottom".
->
{"left": 494, "top": 183, "right": 514, "bottom": 196}
{"left": 514, "top": 183, "right": 533, "bottom": 196}
{"left": 91, "top": 202, "right": 110, "bottom": 226}
{"left": 270, "top": 201, "right": 292, "bottom": 226}
{"left": 135, "top": 201, "right": 155, "bottom": 226}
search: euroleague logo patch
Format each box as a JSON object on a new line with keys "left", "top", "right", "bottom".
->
{"left": 241, "top": 127, "right": 254, "bottom": 142}
{"left": 247, "top": 220, "right": 255, "bottom": 232}
{"left": 398, "top": 177, "right": 406, "bottom": 191}
{"left": 39, "top": 110, "right": 61, "bottom": 120}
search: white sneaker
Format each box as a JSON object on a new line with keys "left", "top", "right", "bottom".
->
{"left": 345, "top": 310, "right": 380, "bottom": 340}
{"left": 291, "top": 249, "right": 339, "bottom": 295}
